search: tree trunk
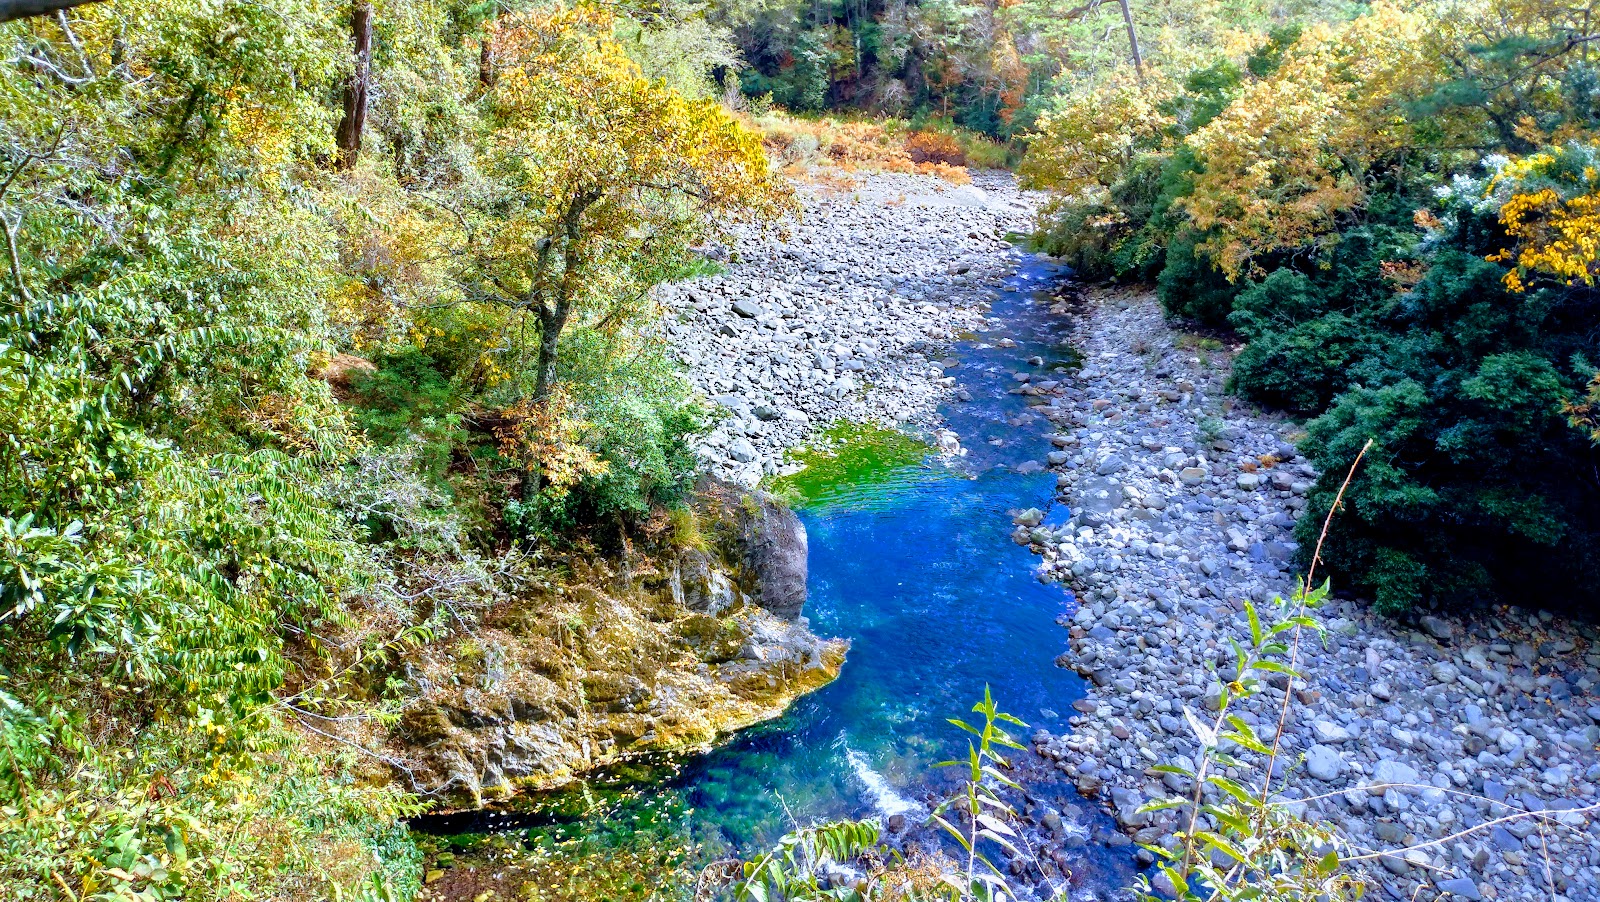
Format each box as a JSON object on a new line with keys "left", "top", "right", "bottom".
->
{"left": 1117, "top": 0, "right": 1145, "bottom": 81}
{"left": 479, "top": 36, "right": 496, "bottom": 88}
{"left": 522, "top": 302, "right": 567, "bottom": 503}
{"left": 0, "top": 0, "right": 101, "bottom": 23}
{"left": 532, "top": 304, "right": 567, "bottom": 404}
{"left": 334, "top": 2, "right": 373, "bottom": 171}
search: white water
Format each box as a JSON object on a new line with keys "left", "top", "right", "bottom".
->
{"left": 842, "top": 739, "right": 924, "bottom": 821}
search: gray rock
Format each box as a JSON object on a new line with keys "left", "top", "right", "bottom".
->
{"left": 1096, "top": 454, "right": 1127, "bottom": 475}
{"left": 1307, "top": 744, "right": 1344, "bottom": 781}
{"left": 1311, "top": 720, "right": 1353, "bottom": 744}
{"left": 1435, "top": 878, "right": 1481, "bottom": 900}
{"left": 1108, "top": 786, "right": 1148, "bottom": 828}
{"left": 1489, "top": 826, "right": 1521, "bottom": 851}
{"left": 1013, "top": 508, "right": 1045, "bottom": 528}
{"left": 1370, "top": 759, "right": 1419, "bottom": 791}
{"left": 708, "top": 488, "right": 808, "bottom": 622}
{"left": 732, "top": 299, "right": 764, "bottom": 318}
{"left": 676, "top": 547, "right": 736, "bottom": 616}
{"left": 1419, "top": 615, "right": 1455, "bottom": 642}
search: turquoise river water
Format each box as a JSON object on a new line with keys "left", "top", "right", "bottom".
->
{"left": 417, "top": 259, "right": 1135, "bottom": 895}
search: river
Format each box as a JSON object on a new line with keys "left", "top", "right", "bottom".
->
{"left": 415, "top": 258, "right": 1135, "bottom": 898}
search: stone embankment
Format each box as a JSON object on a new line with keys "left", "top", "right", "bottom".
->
{"left": 1022, "top": 287, "right": 1600, "bottom": 902}
{"left": 658, "top": 171, "right": 1039, "bottom": 485}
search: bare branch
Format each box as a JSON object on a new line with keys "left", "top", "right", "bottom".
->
{"left": 53, "top": 9, "right": 93, "bottom": 78}
{"left": 2, "top": 213, "right": 31, "bottom": 304}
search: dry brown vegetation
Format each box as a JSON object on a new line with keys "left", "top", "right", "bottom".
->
{"left": 750, "top": 112, "right": 977, "bottom": 185}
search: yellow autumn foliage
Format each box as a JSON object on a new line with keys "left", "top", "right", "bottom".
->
{"left": 1491, "top": 152, "right": 1600, "bottom": 291}
{"left": 1019, "top": 68, "right": 1177, "bottom": 199}
{"left": 451, "top": 3, "right": 792, "bottom": 392}
{"left": 1180, "top": 2, "right": 1449, "bottom": 279}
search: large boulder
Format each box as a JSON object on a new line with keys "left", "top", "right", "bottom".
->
{"left": 389, "top": 482, "right": 838, "bottom": 807}
{"left": 701, "top": 482, "right": 808, "bottom": 622}
{"left": 738, "top": 493, "right": 808, "bottom": 621}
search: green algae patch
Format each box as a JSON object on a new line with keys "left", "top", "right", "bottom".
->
{"left": 768, "top": 421, "right": 932, "bottom": 508}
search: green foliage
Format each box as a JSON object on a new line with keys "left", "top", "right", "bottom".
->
{"left": 1156, "top": 230, "right": 1239, "bottom": 325}
{"left": 1283, "top": 184, "right": 1600, "bottom": 613}
{"left": 1, "top": 0, "right": 780, "bottom": 896}
{"left": 350, "top": 348, "right": 469, "bottom": 481}
{"left": 736, "top": 821, "right": 885, "bottom": 901}
{"left": 742, "top": 27, "right": 834, "bottom": 112}
{"left": 712, "top": 0, "right": 1350, "bottom": 137}
{"left": 615, "top": 0, "right": 744, "bottom": 100}
{"left": 0, "top": 1, "right": 431, "bottom": 894}
{"left": 928, "top": 687, "right": 1030, "bottom": 901}
{"left": 508, "top": 329, "right": 709, "bottom": 539}
{"left": 1135, "top": 581, "right": 1364, "bottom": 902}
{"left": 1023, "top": 2, "right": 1600, "bottom": 615}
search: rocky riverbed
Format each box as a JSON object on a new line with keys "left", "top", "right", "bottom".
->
{"left": 658, "top": 171, "right": 1039, "bottom": 485}
{"left": 1023, "top": 287, "right": 1600, "bottom": 902}
{"left": 666, "top": 170, "right": 1600, "bottom": 900}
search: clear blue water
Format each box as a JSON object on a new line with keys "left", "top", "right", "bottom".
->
{"left": 416, "top": 260, "right": 1134, "bottom": 892}
{"left": 672, "top": 260, "right": 1128, "bottom": 885}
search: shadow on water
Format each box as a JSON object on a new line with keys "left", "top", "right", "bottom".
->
{"left": 413, "top": 259, "right": 1136, "bottom": 895}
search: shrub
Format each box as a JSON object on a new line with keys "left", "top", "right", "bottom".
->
{"left": 1156, "top": 230, "right": 1241, "bottom": 325}
{"left": 1021, "top": 4, "right": 1600, "bottom": 616}
{"left": 505, "top": 328, "right": 708, "bottom": 542}
{"left": 906, "top": 129, "right": 966, "bottom": 165}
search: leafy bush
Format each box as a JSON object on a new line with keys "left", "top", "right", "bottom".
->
{"left": 509, "top": 329, "right": 709, "bottom": 538}
{"left": 1156, "top": 230, "right": 1240, "bottom": 325}
{"left": 350, "top": 348, "right": 468, "bottom": 480}
{"left": 1023, "top": 3, "right": 1600, "bottom": 614}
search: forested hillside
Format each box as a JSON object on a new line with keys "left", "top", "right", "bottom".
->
{"left": 1020, "top": 0, "right": 1600, "bottom": 614}
{"left": 0, "top": 2, "right": 786, "bottom": 897}
{"left": 707, "top": 0, "right": 1359, "bottom": 137}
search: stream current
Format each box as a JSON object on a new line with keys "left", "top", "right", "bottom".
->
{"left": 418, "top": 259, "right": 1134, "bottom": 893}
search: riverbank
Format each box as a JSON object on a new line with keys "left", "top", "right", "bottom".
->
{"left": 659, "top": 170, "right": 1040, "bottom": 484}
{"left": 1027, "top": 286, "right": 1600, "bottom": 902}
{"left": 664, "top": 168, "right": 1600, "bottom": 901}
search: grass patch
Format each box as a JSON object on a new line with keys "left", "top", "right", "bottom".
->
{"left": 768, "top": 421, "right": 931, "bottom": 507}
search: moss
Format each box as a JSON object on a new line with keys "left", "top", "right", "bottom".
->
{"left": 398, "top": 703, "right": 454, "bottom": 745}
{"left": 768, "top": 421, "right": 930, "bottom": 507}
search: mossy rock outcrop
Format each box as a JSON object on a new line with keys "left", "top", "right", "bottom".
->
{"left": 389, "top": 485, "right": 845, "bottom": 807}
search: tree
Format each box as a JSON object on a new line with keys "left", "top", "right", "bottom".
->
{"left": 334, "top": 1, "right": 373, "bottom": 169}
{"left": 1179, "top": 3, "right": 1440, "bottom": 279}
{"left": 456, "top": 3, "right": 790, "bottom": 405}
